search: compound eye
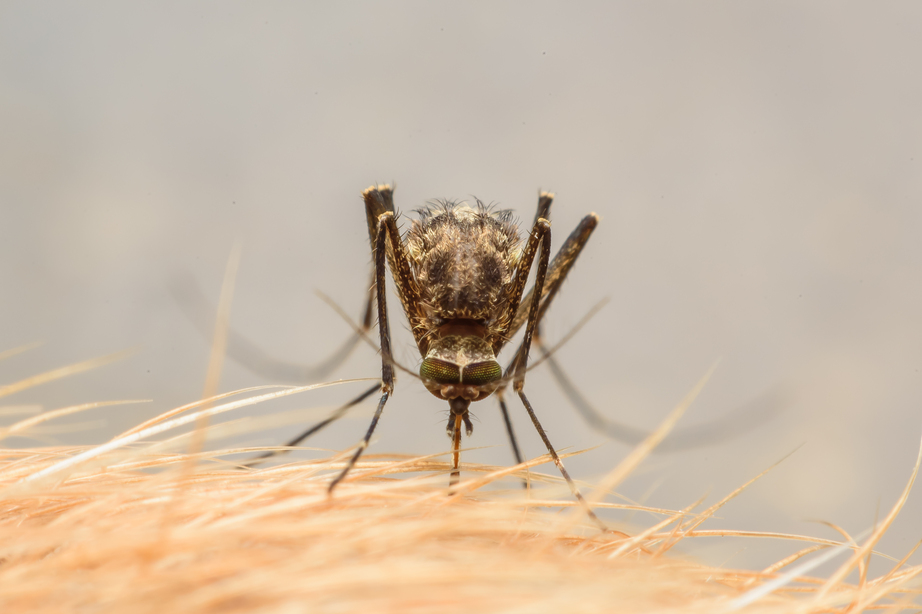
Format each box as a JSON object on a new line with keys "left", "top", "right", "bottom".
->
{"left": 461, "top": 360, "right": 503, "bottom": 386}
{"left": 420, "top": 357, "right": 461, "bottom": 384}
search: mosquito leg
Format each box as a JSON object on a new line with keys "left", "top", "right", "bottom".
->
{"left": 296, "top": 386, "right": 380, "bottom": 449}
{"left": 533, "top": 335, "right": 646, "bottom": 445}
{"left": 175, "top": 184, "right": 395, "bottom": 385}
{"left": 171, "top": 268, "right": 375, "bottom": 383}
{"left": 533, "top": 331, "right": 784, "bottom": 450}
{"left": 492, "top": 197, "right": 599, "bottom": 485}
{"left": 496, "top": 390, "right": 528, "bottom": 489}
{"left": 243, "top": 382, "right": 381, "bottom": 467}
{"left": 362, "top": 185, "right": 428, "bottom": 356}
{"left": 532, "top": 190, "right": 554, "bottom": 227}
{"left": 512, "top": 218, "right": 608, "bottom": 532}
{"left": 328, "top": 212, "right": 397, "bottom": 494}
{"left": 517, "top": 388, "right": 607, "bottom": 531}
{"left": 503, "top": 211, "right": 599, "bottom": 347}
{"left": 328, "top": 389, "right": 390, "bottom": 492}
{"left": 359, "top": 268, "right": 376, "bottom": 330}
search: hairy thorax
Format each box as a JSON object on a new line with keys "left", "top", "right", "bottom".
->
{"left": 406, "top": 202, "right": 521, "bottom": 337}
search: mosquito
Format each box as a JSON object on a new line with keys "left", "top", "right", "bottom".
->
{"left": 289, "top": 184, "right": 601, "bottom": 525}
{"left": 172, "top": 183, "right": 783, "bottom": 530}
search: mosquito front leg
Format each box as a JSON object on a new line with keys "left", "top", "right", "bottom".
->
{"left": 494, "top": 194, "right": 599, "bottom": 479}
{"left": 512, "top": 218, "right": 608, "bottom": 532}
{"left": 506, "top": 211, "right": 599, "bottom": 342}
{"left": 497, "top": 207, "right": 597, "bottom": 453}
{"left": 328, "top": 211, "right": 398, "bottom": 493}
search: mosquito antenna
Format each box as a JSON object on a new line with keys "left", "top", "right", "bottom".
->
{"left": 243, "top": 381, "right": 381, "bottom": 467}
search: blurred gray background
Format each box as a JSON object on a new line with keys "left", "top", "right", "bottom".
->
{"left": 2, "top": 2, "right": 921, "bottom": 572}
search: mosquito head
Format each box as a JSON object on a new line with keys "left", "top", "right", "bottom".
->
{"left": 419, "top": 331, "right": 503, "bottom": 402}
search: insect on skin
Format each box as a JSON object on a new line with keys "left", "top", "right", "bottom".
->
{"left": 331, "top": 184, "right": 606, "bottom": 530}
{"left": 173, "top": 182, "right": 782, "bottom": 527}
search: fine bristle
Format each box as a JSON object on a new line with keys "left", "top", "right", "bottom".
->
{"left": 0, "top": 447, "right": 756, "bottom": 613}
{"left": 1, "top": 346, "right": 921, "bottom": 612}
{"left": 1, "top": 421, "right": 920, "bottom": 612}
{"left": 2, "top": 290, "right": 921, "bottom": 613}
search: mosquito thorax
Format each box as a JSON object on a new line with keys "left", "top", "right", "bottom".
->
{"left": 419, "top": 330, "right": 503, "bottom": 402}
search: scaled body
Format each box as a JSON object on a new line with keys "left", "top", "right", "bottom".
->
{"left": 406, "top": 202, "right": 521, "bottom": 345}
